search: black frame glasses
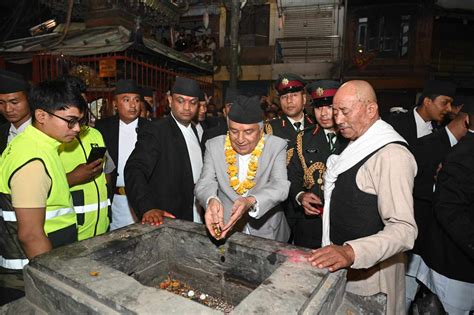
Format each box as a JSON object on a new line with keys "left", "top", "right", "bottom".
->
{"left": 44, "top": 110, "right": 87, "bottom": 129}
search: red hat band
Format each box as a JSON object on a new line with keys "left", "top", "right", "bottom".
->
{"left": 277, "top": 80, "right": 304, "bottom": 92}
{"left": 311, "top": 88, "right": 337, "bottom": 99}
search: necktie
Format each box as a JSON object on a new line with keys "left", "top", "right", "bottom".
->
{"left": 327, "top": 132, "right": 336, "bottom": 153}
{"left": 293, "top": 122, "right": 302, "bottom": 131}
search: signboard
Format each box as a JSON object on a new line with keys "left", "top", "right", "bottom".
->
{"left": 99, "top": 59, "right": 116, "bottom": 78}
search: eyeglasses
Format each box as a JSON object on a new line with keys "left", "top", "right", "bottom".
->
{"left": 45, "top": 110, "right": 87, "bottom": 129}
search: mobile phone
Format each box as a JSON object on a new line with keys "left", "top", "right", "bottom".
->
{"left": 310, "top": 202, "right": 324, "bottom": 215}
{"left": 87, "top": 147, "right": 107, "bottom": 164}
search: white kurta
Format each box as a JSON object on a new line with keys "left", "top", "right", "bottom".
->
{"left": 110, "top": 119, "right": 138, "bottom": 230}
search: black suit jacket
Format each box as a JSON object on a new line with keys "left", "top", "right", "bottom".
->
{"left": 265, "top": 115, "right": 315, "bottom": 150}
{"left": 124, "top": 116, "right": 198, "bottom": 221}
{"left": 286, "top": 126, "right": 347, "bottom": 248}
{"left": 385, "top": 110, "right": 418, "bottom": 147}
{"left": 94, "top": 116, "right": 148, "bottom": 194}
{"left": 0, "top": 123, "right": 10, "bottom": 155}
{"left": 422, "top": 132, "right": 474, "bottom": 282}
{"left": 288, "top": 126, "right": 347, "bottom": 204}
{"left": 410, "top": 128, "right": 452, "bottom": 255}
{"left": 201, "top": 117, "right": 228, "bottom": 148}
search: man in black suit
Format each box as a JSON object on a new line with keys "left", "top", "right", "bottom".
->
{"left": 0, "top": 70, "right": 31, "bottom": 155}
{"left": 193, "top": 91, "right": 218, "bottom": 142}
{"left": 386, "top": 80, "right": 456, "bottom": 147}
{"left": 415, "top": 104, "right": 474, "bottom": 314}
{"left": 201, "top": 87, "right": 238, "bottom": 147}
{"left": 125, "top": 77, "right": 203, "bottom": 225}
{"left": 288, "top": 80, "right": 347, "bottom": 248}
{"left": 95, "top": 79, "right": 148, "bottom": 230}
{"left": 386, "top": 80, "right": 458, "bottom": 310}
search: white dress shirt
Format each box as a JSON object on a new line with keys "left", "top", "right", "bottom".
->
{"left": 110, "top": 118, "right": 138, "bottom": 230}
{"left": 413, "top": 107, "right": 433, "bottom": 138}
{"left": 116, "top": 119, "right": 138, "bottom": 186}
{"left": 7, "top": 118, "right": 32, "bottom": 144}
{"left": 445, "top": 127, "right": 458, "bottom": 147}
{"left": 172, "top": 113, "right": 203, "bottom": 223}
{"left": 195, "top": 122, "right": 204, "bottom": 141}
{"left": 287, "top": 116, "right": 304, "bottom": 131}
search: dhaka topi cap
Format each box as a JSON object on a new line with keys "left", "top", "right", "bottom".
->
{"left": 460, "top": 97, "right": 474, "bottom": 115}
{"left": 199, "top": 89, "right": 205, "bottom": 102}
{"left": 141, "top": 87, "right": 153, "bottom": 98}
{"left": 306, "top": 80, "right": 341, "bottom": 107}
{"left": 422, "top": 80, "right": 456, "bottom": 99}
{"left": 275, "top": 73, "right": 306, "bottom": 96}
{"left": 171, "top": 77, "right": 201, "bottom": 98}
{"left": 224, "top": 87, "right": 239, "bottom": 105}
{"left": 114, "top": 79, "right": 140, "bottom": 96}
{"left": 0, "top": 69, "right": 29, "bottom": 94}
{"left": 228, "top": 95, "right": 263, "bottom": 124}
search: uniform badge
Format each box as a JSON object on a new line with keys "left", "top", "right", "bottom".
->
{"left": 282, "top": 78, "right": 289, "bottom": 86}
{"left": 316, "top": 87, "right": 324, "bottom": 96}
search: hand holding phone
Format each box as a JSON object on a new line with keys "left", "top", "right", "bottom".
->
{"left": 300, "top": 192, "right": 324, "bottom": 216}
{"left": 87, "top": 147, "right": 107, "bottom": 164}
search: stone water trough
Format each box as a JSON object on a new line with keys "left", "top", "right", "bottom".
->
{"left": 1, "top": 220, "right": 385, "bottom": 314}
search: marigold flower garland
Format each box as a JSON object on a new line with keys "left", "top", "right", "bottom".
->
{"left": 225, "top": 133, "right": 265, "bottom": 195}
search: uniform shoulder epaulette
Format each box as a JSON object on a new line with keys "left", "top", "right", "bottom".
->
{"left": 301, "top": 125, "right": 314, "bottom": 133}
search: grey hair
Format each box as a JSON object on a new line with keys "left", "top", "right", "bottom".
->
{"left": 226, "top": 117, "right": 264, "bottom": 130}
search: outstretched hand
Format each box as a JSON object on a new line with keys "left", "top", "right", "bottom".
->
{"left": 142, "top": 209, "right": 176, "bottom": 226}
{"left": 221, "top": 197, "right": 255, "bottom": 238}
{"left": 307, "top": 244, "right": 355, "bottom": 272}
{"left": 205, "top": 198, "right": 225, "bottom": 239}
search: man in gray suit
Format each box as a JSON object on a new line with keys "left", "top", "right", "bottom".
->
{"left": 195, "top": 95, "right": 290, "bottom": 242}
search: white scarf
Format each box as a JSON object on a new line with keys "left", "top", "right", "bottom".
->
{"left": 321, "top": 119, "right": 407, "bottom": 246}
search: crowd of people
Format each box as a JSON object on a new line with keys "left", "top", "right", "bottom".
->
{"left": 0, "top": 68, "right": 472, "bottom": 315}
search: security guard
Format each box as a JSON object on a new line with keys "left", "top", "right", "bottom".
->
{"left": 58, "top": 76, "right": 110, "bottom": 241}
{"left": 287, "top": 80, "right": 347, "bottom": 248}
{"left": 266, "top": 73, "right": 315, "bottom": 164}
{"left": 265, "top": 73, "right": 314, "bottom": 241}
{"left": 0, "top": 79, "right": 85, "bottom": 301}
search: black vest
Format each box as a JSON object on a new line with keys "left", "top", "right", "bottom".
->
{"left": 329, "top": 148, "right": 384, "bottom": 245}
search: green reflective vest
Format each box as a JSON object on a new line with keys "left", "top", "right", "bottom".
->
{"left": 0, "top": 125, "right": 77, "bottom": 270}
{"left": 59, "top": 127, "right": 110, "bottom": 241}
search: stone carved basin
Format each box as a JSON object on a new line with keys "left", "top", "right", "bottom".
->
{"left": 1, "top": 220, "right": 385, "bottom": 314}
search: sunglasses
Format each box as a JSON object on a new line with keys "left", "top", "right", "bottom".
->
{"left": 45, "top": 111, "right": 88, "bottom": 129}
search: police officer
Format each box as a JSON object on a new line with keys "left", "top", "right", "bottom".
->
{"left": 266, "top": 74, "right": 315, "bottom": 240}
{"left": 266, "top": 73, "right": 315, "bottom": 163}
{"left": 0, "top": 79, "right": 86, "bottom": 302}
{"left": 288, "top": 80, "right": 347, "bottom": 248}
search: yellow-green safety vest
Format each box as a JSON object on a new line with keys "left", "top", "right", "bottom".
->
{"left": 0, "top": 125, "right": 77, "bottom": 270}
{"left": 59, "top": 127, "right": 110, "bottom": 241}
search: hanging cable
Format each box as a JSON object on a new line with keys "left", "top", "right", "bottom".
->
{"left": 49, "top": 0, "right": 74, "bottom": 48}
